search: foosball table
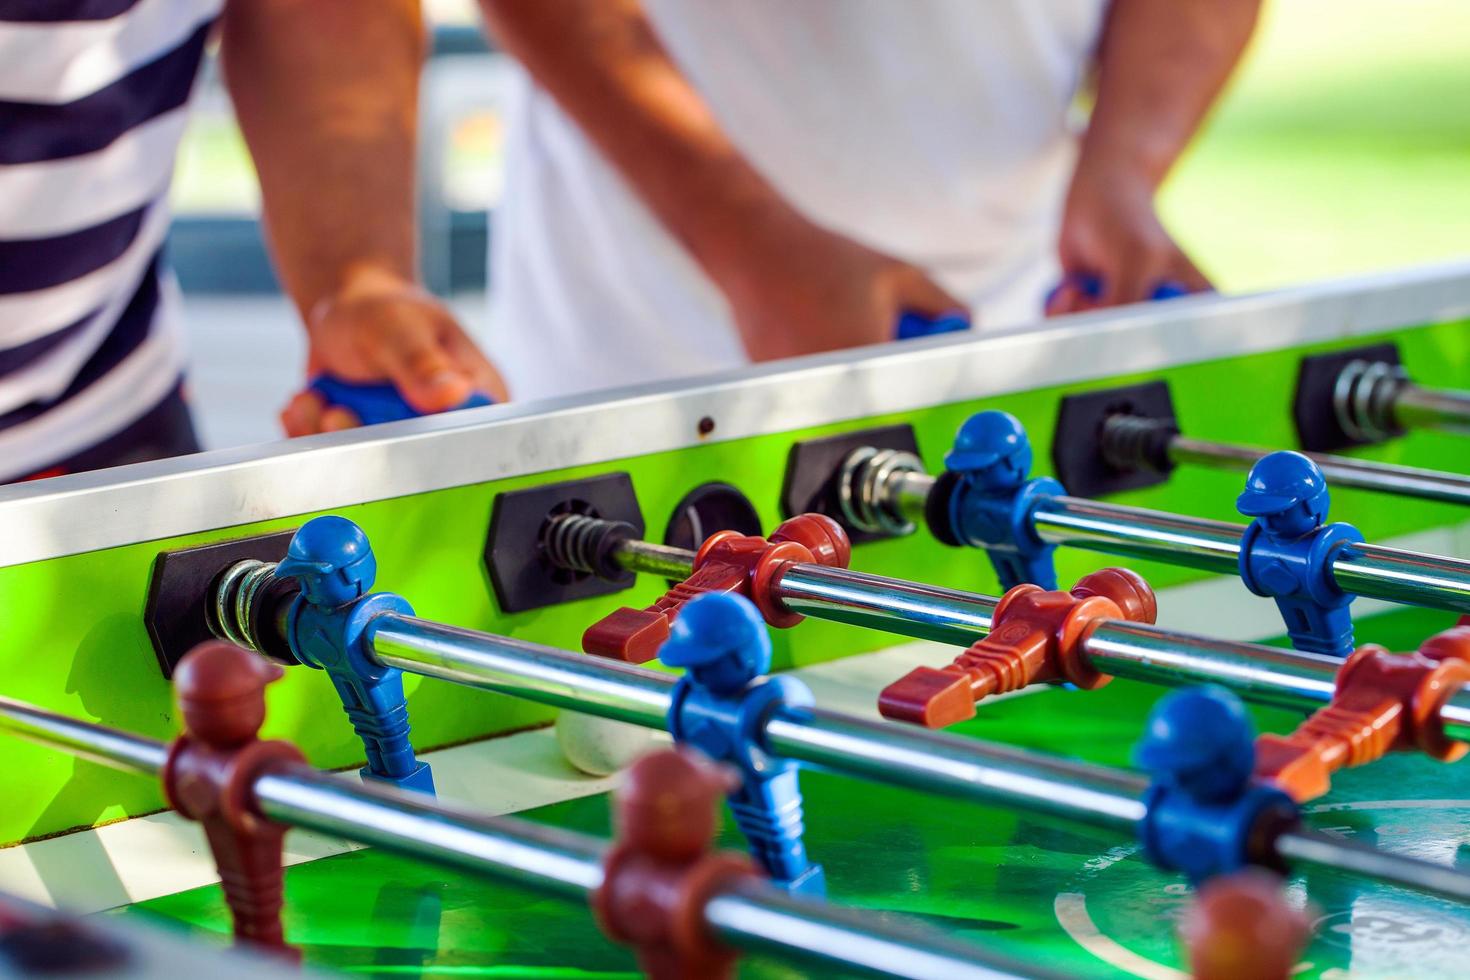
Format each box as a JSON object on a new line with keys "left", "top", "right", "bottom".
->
{"left": 2, "top": 264, "right": 1470, "bottom": 978}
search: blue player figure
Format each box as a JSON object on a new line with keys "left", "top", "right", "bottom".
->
{"left": 1137, "top": 686, "right": 1256, "bottom": 807}
{"left": 1134, "top": 686, "right": 1296, "bottom": 883}
{"left": 657, "top": 592, "right": 825, "bottom": 896}
{"left": 942, "top": 410, "right": 1063, "bottom": 590}
{"left": 1236, "top": 451, "right": 1364, "bottom": 658}
{"left": 275, "top": 516, "right": 435, "bottom": 794}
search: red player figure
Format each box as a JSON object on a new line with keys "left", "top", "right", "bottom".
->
{"left": 1255, "top": 626, "right": 1470, "bottom": 800}
{"left": 162, "top": 640, "right": 306, "bottom": 957}
{"left": 879, "top": 567, "right": 1156, "bottom": 727}
{"left": 1182, "top": 870, "right": 1311, "bottom": 980}
{"left": 593, "top": 749, "right": 758, "bottom": 979}
{"left": 583, "top": 514, "right": 851, "bottom": 662}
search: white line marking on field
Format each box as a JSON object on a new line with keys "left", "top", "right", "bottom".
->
{"left": 1054, "top": 892, "right": 1186, "bottom": 980}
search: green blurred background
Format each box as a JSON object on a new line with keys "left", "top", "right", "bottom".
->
{"left": 1162, "top": 0, "right": 1470, "bottom": 290}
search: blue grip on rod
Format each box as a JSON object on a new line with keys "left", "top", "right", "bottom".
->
{"left": 1045, "top": 274, "right": 1192, "bottom": 310}
{"left": 895, "top": 310, "right": 972, "bottom": 340}
{"left": 308, "top": 375, "right": 493, "bottom": 426}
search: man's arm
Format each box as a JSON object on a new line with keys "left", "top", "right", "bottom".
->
{"left": 480, "top": 0, "right": 962, "bottom": 361}
{"left": 219, "top": 0, "right": 506, "bottom": 434}
{"left": 1050, "top": 0, "right": 1261, "bottom": 313}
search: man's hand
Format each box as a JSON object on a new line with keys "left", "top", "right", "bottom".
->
{"left": 719, "top": 216, "right": 967, "bottom": 361}
{"left": 280, "top": 273, "right": 508, "bottom": 436}
{"left": 222, "top": 1, "right": 503, "bottom": 435}
{"left": 1048, "top": 0, "right": 1258, "bottom": 316}
{"left": 1047, "top": 160, "right": 1210, "bottom": 315}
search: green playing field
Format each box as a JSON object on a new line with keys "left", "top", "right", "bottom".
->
{"left": 112, "top": 604, "right": 1470, "bottom": 979}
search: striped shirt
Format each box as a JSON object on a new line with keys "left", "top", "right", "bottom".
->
{"left": 0, "top": 0, "right": 221, "bottom": 481}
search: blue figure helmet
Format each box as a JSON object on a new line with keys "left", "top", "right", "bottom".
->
{"left": 1237, "top": 451, "right": 1330, "bottom": 533}
{"left": 1135, "top": 686, "right": 1256, "bottom": 803}
{"left": 277, "top": 515, "right": 377, "bottom": 607}
{"left": 946, "top": 411, "right": 1032, "bottom": 489}
{"left": 659, "top": 592, "right": 771, "bottom": 694}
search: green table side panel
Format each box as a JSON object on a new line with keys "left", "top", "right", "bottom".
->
{"left": 1, "top": 320, "right": 1467, "bottom": 844}
{"left": 110, "top": 608, "right": 1470, "bottom": 978}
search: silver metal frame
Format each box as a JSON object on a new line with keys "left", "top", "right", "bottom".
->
{"left": 4, "top": 263, "right": 1470, "bottom": 568}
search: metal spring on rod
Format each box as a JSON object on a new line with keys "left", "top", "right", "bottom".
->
{"left": 541, "top": 512, "right": 603, "bottom": 574}
{"left": 838, "top": 447, "right": 925, "bottom": 536}
{"left": 209, "top": 559, "right": 279, "bottom": 653}
{"left": 1333, "top": 359, "right": 1408, "bottom": 442}
{"left": 1100, "top": 414, "right": 1176, "bottom": 474}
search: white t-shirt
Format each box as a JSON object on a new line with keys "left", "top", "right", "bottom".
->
{"left": 489, "top": 1, "right": 1107, "bottom": 401}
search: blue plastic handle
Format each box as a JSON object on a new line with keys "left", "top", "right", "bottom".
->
{"left": 1046, "top": 274, "right": 1191, "bottom": 310}
{"left": 308, "top": 375, "right": 493, "bottom": 426}
{"left": 895, "top": 310, "right": 972, "bottom": 340}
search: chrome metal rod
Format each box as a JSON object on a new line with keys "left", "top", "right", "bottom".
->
{"left": 608, "top": 539, "right": 694, "bottom": 579}
{"left": 609, "top": 531, "right": 1470, "bottom": 736}
{"left": 884, "top": 462, "right": 1249, "bottom": 573}
{"left": 778, "top": 564, "right": 998, "bottom": 643}
{"left": 256, "top": 767, "right": 607, "bottom": 900}
{"left": 0, "top": 696, "right": 613, "bottom": 902}
{"left": 1276, "top": 827, "right": 1470, "bottom": 902}
{"left": 867, "top": 453, "right": 1470, "bottom": 613}
{"left": 1333, "top": 361, "right": 1470, "bottom": 441}
{"left": 1332, "top": 542, "right": 1470, "bottom": 611}
{"left": 1442, "top": 701, "right": 1470, "bottom": 745}
{"left": 614, "top": 537, "right": 694, "bottom": 577}
{"left": 0, "top": 696, "right": 168, "bottom": 775}
{"left": 372, "top": 615, "right": 675, "bottom": 729}
{"left": 889, "top": 470, "right": 938, "bottom": 525}
{"left": 1032, "top": 496, "right": 1243, "bottom": 574}
{"left": 1170, "top": 435, "right": 1470, "bottom": 507}
{"left": 1082, "top": 621, "right": 1340, "bottom": 710}
{"left": 612, "top": 539, "right": 997, "bottom": 646}
{"left": 1396, "top": 383, "right": 1470, "bottom": 436}
{"left": 369, "top": 613, "right": 1470, "bottom": 905}
{"left": 0, "top": 698, "right": 1032, "bottom": 980}
{"left": 765, "top": 707, "right": 1147, "bottom": 835}
{"left": 372, "top": 615, "right": 1141, "bottom": 834}
{"left": 1036, "top": 496, "right": 1470, "bottom": 614}
{"left": 1083, "top": 619, "right": 1470, "bottom": 742}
